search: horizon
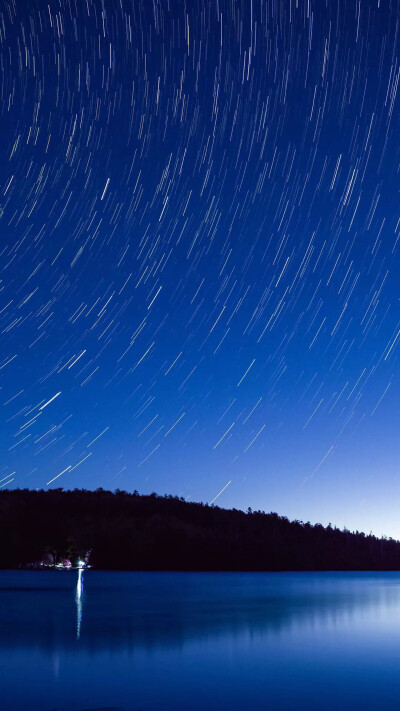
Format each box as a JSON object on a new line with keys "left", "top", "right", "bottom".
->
{"left": 2, "top": 485, "right": 397, "bottom": 542}
{"left": 1, "top": 0, "right": 400, "bottom": 540}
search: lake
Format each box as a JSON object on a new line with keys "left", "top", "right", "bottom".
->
{"left": 2, "top": 571, "right": 400, "bottom": 710}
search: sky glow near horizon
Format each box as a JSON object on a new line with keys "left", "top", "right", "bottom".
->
{"left": 1, "top": 0, "right": 400, "bottom": 538}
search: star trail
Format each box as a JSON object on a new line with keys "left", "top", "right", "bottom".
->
{"left": 1, "top": 0, "right": 400, "bottom": 536}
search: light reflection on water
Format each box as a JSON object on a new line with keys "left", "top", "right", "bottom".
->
{"left": 2, "top": 571, "right": 400, "bottom": 710}
{"left": 75, "top": 568, "right": 83, "bottom": 640}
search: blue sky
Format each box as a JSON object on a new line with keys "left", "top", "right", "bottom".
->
{"left": 1, "top": 0, "right": 400, "bottom": 537}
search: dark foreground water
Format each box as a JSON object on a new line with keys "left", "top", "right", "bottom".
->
{"left": 2, "top": 572, "right": 400, "bottom": 710}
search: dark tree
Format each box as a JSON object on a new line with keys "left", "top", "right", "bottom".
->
{"left": 1, "top": 488, "right": 400, "bottom": 572}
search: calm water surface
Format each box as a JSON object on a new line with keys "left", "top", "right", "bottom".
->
{"left": 2, "top": 571, "right": 400, "bottom": 710}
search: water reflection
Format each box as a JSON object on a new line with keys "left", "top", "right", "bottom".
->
{"left": 2, "top": 571, "right": 400, "bottom": 652}
{"left": 75, "top": 568, "right": 83, "bottom": 639}
{"left": 3, "top": 572, "right": 400, "bottom": 711}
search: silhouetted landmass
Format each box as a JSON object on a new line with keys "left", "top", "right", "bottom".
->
{"left": 1, "top": 488, "right": 399, "bottom": 571}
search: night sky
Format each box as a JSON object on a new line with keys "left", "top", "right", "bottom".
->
{"left": 1, "top": 0, "right": 400, "bottom": 536}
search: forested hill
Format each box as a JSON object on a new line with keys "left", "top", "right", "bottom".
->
{"left": 1, "top": 488, "right": 399, "bottom": 571}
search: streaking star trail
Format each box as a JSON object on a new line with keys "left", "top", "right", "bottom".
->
{"left": 0, "top": 0, "right": 400, "bottom": 536}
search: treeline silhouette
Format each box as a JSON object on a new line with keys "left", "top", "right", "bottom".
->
{"left": 1, "top": 487, "right": 399, "bottom": 571}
